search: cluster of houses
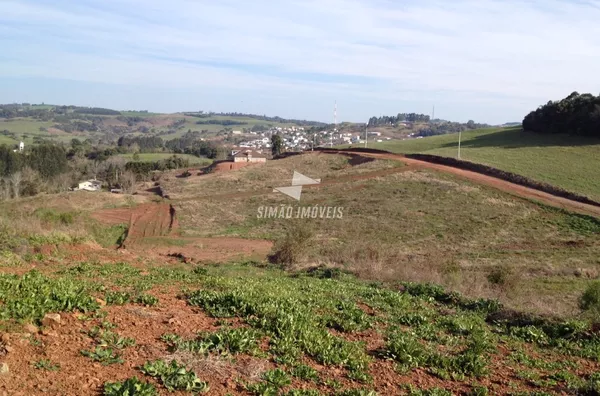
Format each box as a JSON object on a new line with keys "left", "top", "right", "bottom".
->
{"left": 236, "top": 126, "right": 310, "bottom": 151}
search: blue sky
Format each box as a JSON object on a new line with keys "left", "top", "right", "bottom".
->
{"left": 1, "top": 0, "right": 600, "bottom": 124}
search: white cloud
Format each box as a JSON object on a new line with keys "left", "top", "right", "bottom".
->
{"left": 1, "top": 0, "right": 600, "bottom": 123}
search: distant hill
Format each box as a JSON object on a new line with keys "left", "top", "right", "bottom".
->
{"left": 0, "top": 103, "right": 320, "bottom": 146}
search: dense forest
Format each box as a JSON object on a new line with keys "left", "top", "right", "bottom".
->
{"left": 523, "top": 92, "right": 600, "bottom": 137}
{"left": 367, "top": 113, "right": 431, "bottom": 127}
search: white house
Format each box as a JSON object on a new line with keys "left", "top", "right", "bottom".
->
{"left": 231, "top": 149, "right": 267, "bottom": 163}
{"left": 78, "top": 179, "right": 102, "bottom": 192}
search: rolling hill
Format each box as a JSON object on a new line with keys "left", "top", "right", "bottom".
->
{"left": 0, "top": 104, "right": 322, "bottom": 146}
{"left": 369, "top": 126, "right": 600, "bottom": 201}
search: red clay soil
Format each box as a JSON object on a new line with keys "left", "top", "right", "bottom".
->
{"left": 326, "top": 151, "right": 600, "bottom": 218}
{"left": 92, "top": 203, "right": 272, "bottom": 262}
{"left": 144, "top": 237, "right": 273, "bottom": 263}
{"left": 93, "top": 203, "right": 175, "bottom": 248}
{"left": 0, "top": 289, "right": 243, "bottom": 396}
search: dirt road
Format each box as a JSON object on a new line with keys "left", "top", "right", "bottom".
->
{"left": 328, "top": 151, "right": 600, "bottom": 218}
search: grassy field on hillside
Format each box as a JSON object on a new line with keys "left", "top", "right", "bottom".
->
{"left": 368, "top": 127, "right": 600, "bottom": 201}
{"left": 0, "top": 118, "right": 69, "bottom": 145}
{"left": 162, "top": 153, "right": 600, "bottom": 317}
{"left": 115, "top": 153, "right": 212, "bottom": 166}
{"left": 1, "top": 153, "right": 600, "bottom": 394}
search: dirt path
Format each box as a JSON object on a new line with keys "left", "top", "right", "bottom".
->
{"left": 329, "top": 151, "right": 600, "bottom": 218}
{"left": 92, "top": 203, "right": 175, "bottom": 247}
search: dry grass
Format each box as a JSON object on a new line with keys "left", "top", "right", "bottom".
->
{"left": 164, "top": 153, "right": 600, "bottom": 317}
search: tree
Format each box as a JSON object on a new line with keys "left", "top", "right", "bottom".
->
{"left": 120, "top": 171, "right": 137, "bottom": 194}
{"left": 0, "top": 178, "right": 10, "bottom": 200}
{"left": 523, "top": 92, "right": 600, "bottom": 137}
{"left": 271, "top": 134, "right": 283, "bottom": 157}
{"left": 9, "top": 171, "right": 22, "bottom": 199}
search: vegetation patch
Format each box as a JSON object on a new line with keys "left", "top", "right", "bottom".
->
{"left": 141, "top": 359, "right": 210, "bottom": 393}
{"left": 103, "top": 377, "right": 158, "bottom": 396}
{"left": 0, "top": 270, "right": 98, "bottom": 320}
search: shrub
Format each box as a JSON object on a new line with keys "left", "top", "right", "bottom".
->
{"left": 580, "top": 282, "right": 600, "bottom": 313}
{"left": 268, "top": 223, "right": 314, "bottom": 267}
{"left": 486, "top": 266, "right": 516, "bottom": 290}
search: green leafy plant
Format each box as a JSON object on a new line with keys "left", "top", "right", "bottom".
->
{"left": 105, "top": 291, "right": 132, "bottom": 305}
{"left": 141, "top": 359, "right": 209, "bottom": 393}
{"left": 135, "top": 294, "right": 158, "bottom": 306}
{"left": 81, "top": 346, "right": 124, "bottom": 365}
{"left": 324, "top": 301, "right": 371, "bottom": 333}
{"left": 0, "top": 270, "right": 98, "bottom": 321}
{"left": 33, "top": 359, "right": 60, "bottom": 371}
{"left": 103, "top": 377, "right": 158, "bottom": 396}
{"left": 290, "top": 364, "right": 319, "bottom": 382}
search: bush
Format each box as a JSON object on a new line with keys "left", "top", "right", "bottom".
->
{"left": 268, "top": 223, "right": 314, "bottom": 267}
{"left": 580, "top": 282, "right": 600, "bottom": 313}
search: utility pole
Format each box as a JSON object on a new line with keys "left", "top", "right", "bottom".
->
{"left": 312, "top": 132, "right": 315, "bottom": 151}
{"left": 364, "top": 124, "right": 368, "bottom": 148}
{"left": 331, "top": 100, "right": 337, "bottom": 148}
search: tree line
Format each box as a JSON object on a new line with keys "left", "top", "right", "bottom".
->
{"left": 195, "top": 119, "right": 245, "bottom": 126}
{"left": 184, "top": 112, "right": 326, "bottom": 127}
{"left": 165, "top": 133, "right": 226, "bottom": 160}
{"left": 523, "top": 92, "right": 600, "bottom": 137}
{"left": 368, "top": 113, "right": 431, "bottom": 127}
{"left": 416, "top": 120, "right": 490, "bottom": 137}
{"left": 117, "top": 136, "right": 164, "bottom": 151}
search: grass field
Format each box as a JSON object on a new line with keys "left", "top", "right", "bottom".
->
{"left": 162, "top": 153, "right": 600, "bottom": 317}
{"left": 115, "top": 153, "right": 212, "bottom": 166}
{"left": 368, "top": 127, "right": 600, "bottom": 201}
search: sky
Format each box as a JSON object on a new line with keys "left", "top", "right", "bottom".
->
{"left": 1, "top": 0, "right": 600, "bottom": 124}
